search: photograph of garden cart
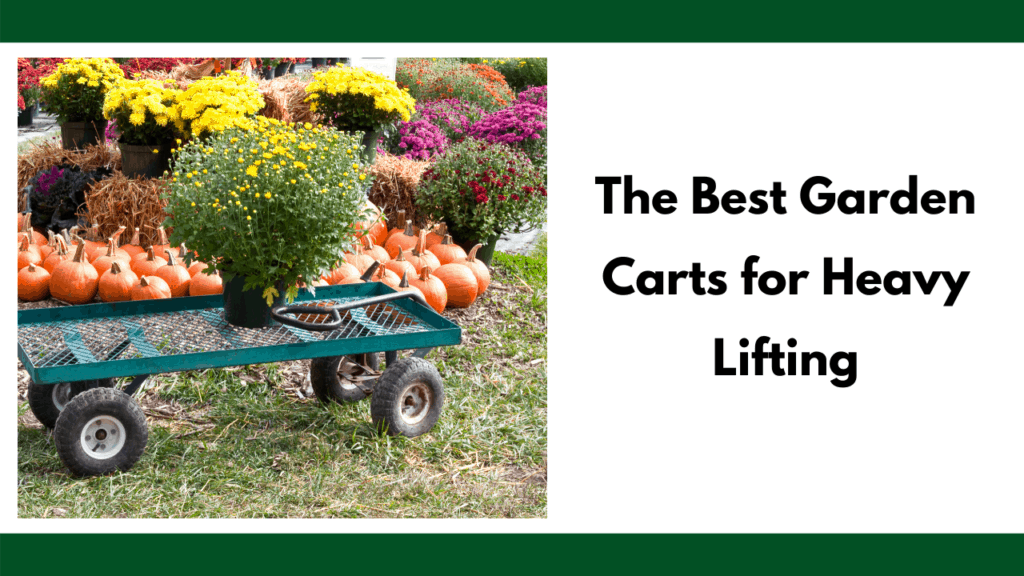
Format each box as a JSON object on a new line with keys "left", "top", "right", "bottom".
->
{"left": 17, "top": 56, "right": 546, "bottom": 518}
{"left": 18, "top": 272, "right": 461, "bottom": 477}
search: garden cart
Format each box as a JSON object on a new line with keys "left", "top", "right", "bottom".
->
{"left": 17, "top": 276, "right": 461, "bottom": 477}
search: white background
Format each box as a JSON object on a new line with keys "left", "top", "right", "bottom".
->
{"left": 4, "top": 43, "right": 1024, "bottom": 531}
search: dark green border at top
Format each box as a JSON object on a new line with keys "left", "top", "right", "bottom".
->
{"left": 3, "top": 1, "right": 1024, "bottom": 42}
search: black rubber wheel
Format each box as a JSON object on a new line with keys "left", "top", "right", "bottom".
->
{"left": 310, "top": 355, "right": 375, "bottom": 404}
{"left": 371, "top": 357, "right": 444, "bottom": 437}
{"left": 27, "top": 378, "right": 116, "bottom": 429}
{"left": 54, "top": 387, "right": 148, "bottom": 477}
{"left": 348, "top": 352, "right": 381, "bottom": 372}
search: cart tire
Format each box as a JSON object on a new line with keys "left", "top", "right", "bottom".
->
{"left": 54, "top": 387, "right": 148, "bottom": 477}
{"left": 26, "top": 378, "right": 115, "bottom": 429}
{"left": 310, "top": 356, "right": 372, "bottom": 404}
{"left": 371, "top": 357, "right": 444, "bottom": 437}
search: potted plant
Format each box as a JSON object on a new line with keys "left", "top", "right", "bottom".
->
{"left": 261, "top": 58, "right": 282, "bottom": 80}
{"left": 17, "top": 58, "right": 42, "bottom": 127}
{"left": 305, "top": 65, "right": 416, "bottom": 165}
{"left": 415, "top": 139, "right": 546, "bottom": 265}
{"left": 163, "top": 116, "right": 371, "bottom": 327}
{"left": 102, "top": 78, "right": 180, "bottom": 178}
{"left": 172, "top": 72, "right": 265, "bottom": 140}
{"left": 39, "top": 57, "right": 125, "bottom": 150}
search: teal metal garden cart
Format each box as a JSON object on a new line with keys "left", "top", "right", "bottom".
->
{"left": 17, "top": 281, "right": 461, "bottom": 477}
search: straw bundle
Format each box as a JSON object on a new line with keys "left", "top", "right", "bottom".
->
{"left": 18, "top": 142, "right": 121, "bottom": 211}
{"left": 366, "top": 154, "right": 432, "bottom": 226}
{"left": 82, "top": 173, "right": 171, "bottom": 247}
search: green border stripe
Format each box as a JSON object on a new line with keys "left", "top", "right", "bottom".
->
{"left": 4, "top": 1, "right": 1024, "bottom": 42}
{"left": 2, "top": 534, "right": 1023, "bottom": 573}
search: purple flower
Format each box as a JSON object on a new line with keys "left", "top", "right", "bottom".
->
{"left": 35, "top": 166, "right": 64, "bottom": 196}
{"left": 391, "top": 119, "right": 448, "bottom": 160}
{"left": 467, "top": 93, "right": 547, "bottom": 165}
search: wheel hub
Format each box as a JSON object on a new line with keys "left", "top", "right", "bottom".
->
{"left": 51, "top": 382, "right": 73, "bottom": 412}
{"left": 80, "top": 416, "right": 126, "bottom": 460}
{"left": 400, "top": 381, "right": 433, "bottom": 425}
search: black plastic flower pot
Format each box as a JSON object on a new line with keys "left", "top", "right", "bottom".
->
{"left": 18, "top": 103, "right": 37, "bottom": 127}
{"left": 274, "top": 63, "right": 290, "bottom": 77}
{"left": 326, "top": 58, "right": 338, "bottom": 66}
{"left": 119, "top": 142, "right": 174, "bottom": 179}
{"left": 311, "top": 58, "right": 326, "bottom": 68}
{"left": 262, "top": 66, "right": 275, "bottom": 80}
{"left": 61, "top": 120, "right": 107, "bottom": 150}
{"left": 222, "top": 275, "right": 286, "bottom": 328}
{"left": 450, "top": 228, "right": 502, "bottom": 266}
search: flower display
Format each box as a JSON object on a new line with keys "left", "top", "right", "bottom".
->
{"left": 164, "top": 116, "right": 371, "bottom": 304}
{"left": 414, "top": 99, "right": 486, "bottom": 143}
{"left": 39, "top": 57, "right": 125, "bottom": 122}
{"left": 173, "top": 72, "right": 265, "bottom": 138}
{"left": 397, "top": 59, "right": 513, "bottom": 111}
{"left": 121, "top": 58, "right": 201, "bottom": 77}
{"left": 18, "top": 58, "right": 42, "bottom": 111}
{"left": 468, "top": 87, "right": 547, "bottom": 168}
{"left": 466, "top": 58, "right": 547, "bottom": 93}
{"left": 385, "top": 119, "right": 448, "bottom": 160}
{"left": 304, "top": 65, "right": 416, "bottom": 132}
{"left": 102, "top": 78, "right": 180, "bottom": 145}
{"left": 416, "top": 139, "right": 546, "bottom": 243}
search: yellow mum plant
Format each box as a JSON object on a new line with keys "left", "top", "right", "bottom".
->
{"left": 305, "top": 65, "right": 416, "bottom": 132}
{"left": 102, "top": 78, "right": 180, "bottom": 145}
{"left": 173, "top": 72, "right": 265, "bottom": 138}
{"left": 39, "top": 57, "right": 125, "bottom": 122}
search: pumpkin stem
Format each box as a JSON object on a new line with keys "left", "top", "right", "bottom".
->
{"left": 158, "top": 226, "right": 168, "bottom": 246}
{"left": 467, "top": 244, "right": 482, "bottom": 262}
{"left": 420, "top": 266, "right": 433, "bottom": 280}
{"left": 441, "top": 234, "right": 454, "bottom": 246}
{"left": 21, "top": 213, "right": 30, "bottom": 234}
{"left": 403, "top": 221, "right": 415, "bottom": 237}
{"left": 130, "top": 227, "right": 141, "bottom": 246}
{"left": 395, "top": 247, "right": 407, "bottom": 262}
{"left": 146, "top": 246, "right": 157, "bottom": 261}
{"left": 140, "top": 276, "right": 151, "bottom": 287}
{"left": 71, "top": 239, "right": 88, "bottom": 263}
{"left": 19, "top": 233, "right": 30, "bottom": 251}
{"left": 109, "top": 261, "right": 123, "bottom": 275}
{"left": 178, "top": 243, "right": 188, "bottom": 260}
{"left": 105, "top": 238, "right": 117, "bottom": 258}
{"left": 164, "top": 249, "right": 177, "bottom": 267}
{"left": 64, "top": 227, "right": 75, "bottom": 245}
{"left": 399, "top": 269, "right": 410, "bottom": 288}
{"left": 395, "top": 210, "right": 406, "bottom": 230}
{"left": 112, "top": 226, "right": 126, "bottom": 248}
{"left": 27, "top": 263, "right": 38, "bottom": 273}
{"left": 47, "top": 230, "right": 56, "bottom": 247}
{"left": 413, "top": 229, "right": 427, "bottom": 256}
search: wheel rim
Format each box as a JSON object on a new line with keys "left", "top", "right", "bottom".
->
{"left": 79, "top": 416, "right": 127, "bottom": 460}
{"left": 51, "top": 383, "right": 73, "bottom": 412}
{"left": 399, "top": 381, "right": 433, "bottom": 425}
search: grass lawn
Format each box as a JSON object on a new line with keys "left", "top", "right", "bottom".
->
{"left": 17, "top": 236, "right": 547, "bottom": 518}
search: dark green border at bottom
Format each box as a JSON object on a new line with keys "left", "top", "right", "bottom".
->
{"left": 2, "top": 534, "right": 1022, "bottom": 573}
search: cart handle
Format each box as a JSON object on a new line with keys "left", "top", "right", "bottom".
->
{"left": 270, "top": 288, "right": 431, "bottom": 332}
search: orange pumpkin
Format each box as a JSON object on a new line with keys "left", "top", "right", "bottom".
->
{"left": 433, "top": 263, "right": 478, "bottom": 308}
{"left": 18, "top": 233, "right": 42, "bottom": 271}
{"left": 343, "top": 244, "right": 376, "bottom": 274}
{"left": 121, "top": 227, "right": 146, "bottom": 258}
{"left": 385, "top": 210, "right": 418, "bottom": 243}
{"left": 424, "top": 222, "right": 447, "bottom": 250}
{"left": 38, "top": 231, "right": 57, "bottom": 261}
{"left": 155, "top": 249, "right": 192, "bottom": 297}
{"left": 132, "top": 275, "right": 171, "bottom": 300}
{"left": 408, "top": 230, "right": 441, "bottom": 273}
{"left": 50, "top": 240, "right": 99, "bottom": 305}
{"left": 80, "top": 224, "right": 105, "bottom": 259}
{"left": 428, "top": 234, "right": 467, "bottom": 266}
{"left": 98, "top": 261, "right": 138, "bottom": 303}
{"left": 88, "top": 226, "right": 126, "bottom": 261}
{"left": 395, "top": 269, "right": 424, "bottom": 301}
{"left": 43, "top": 235, "right": 71, "bottom": 273}
{"left": 152, "top": 226, "right": 171, "bottom": 257}
{"left": 131, "top": 246, "right": 167, "bottom": 277}
{"left": 362, "top": 235, "right": 390, "bottom": 264}
{"left": 323, "top": 261, "right": 361, "bottom": 285}
{"left": 408, "top": 266, "right": 446, "bottom": 313}
{"left": 92, "top": 238, "right": 132, "bottom": 277}
{"left": 337, "top": 275, "right": 365, "bottom": 285}
{"left": 19, "top": 213, "right": 46, "bottom": 247}
{"left": 370, "top": 262, "right": 401, "bottom": 289}
{"left": 18, "top": 263, "right": 51, "bottom": 301}
{"left": 189, "top": 269, "right": 224, "bottom": 296}
{"left": 453, "top": 244, "right": 491, "bottom": 295}
{"left": 385, "top": 246, "right": 416, "bottom": 279}
{"left": 384, "top": 220, "right": 419, "bottom": 259}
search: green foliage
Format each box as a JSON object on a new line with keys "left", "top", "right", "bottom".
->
{"left": 163, "top": 117, "right": 372, "bottom": 303}
{"left": 396, "top": 58, "right": 513, "bottom": 111}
